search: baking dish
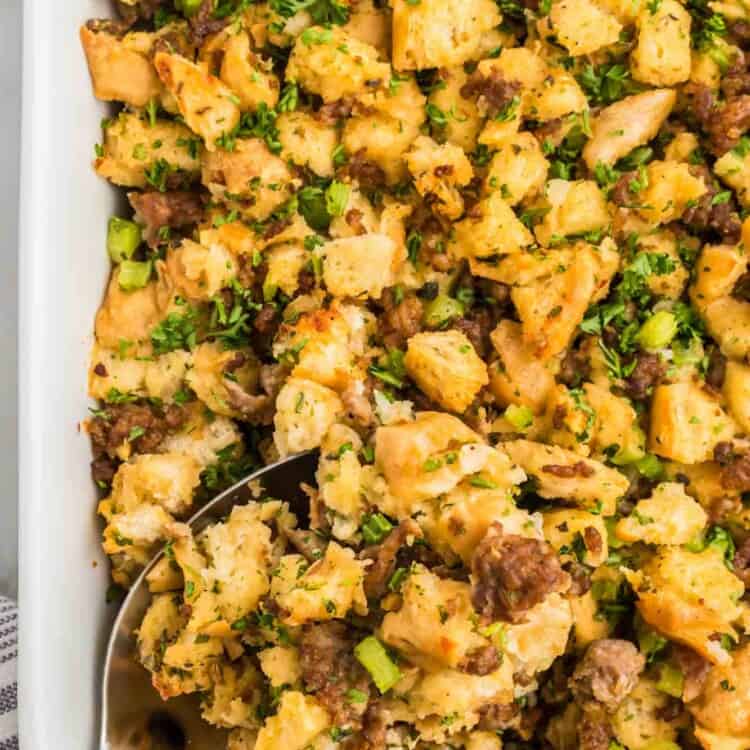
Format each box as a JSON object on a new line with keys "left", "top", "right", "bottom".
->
{"left": 18, "top": 1, "right": 116, "bottom": 746}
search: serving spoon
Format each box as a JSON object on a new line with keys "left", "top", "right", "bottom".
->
{"left": 100, "top": 450, "right": 319, "bottom": 750}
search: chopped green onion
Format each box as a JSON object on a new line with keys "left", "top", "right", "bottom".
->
{"left": 176, "top": 0, "right": 202, "bottom": 16}
{"left": 361, "top": 513, "right": 393, "bottom": 545}
{"left": 656, "top": 663, "right": 684, "bottom": 698}
{"left": 118, "top": 260, "right": 153, "bottom": 291}
{"left": 422, "top": 294, "right": 464, "bottom": 328}
{"left": 636, "top": 311, "right": 678, "bottom": 350}
{"left": 107, "top": 217, "right": 141, "bottom": 263}
{"left": 354, "top": 636, "right": 402, "bottom": 693}
{"left": 504, "top": 404, "right": 534, "bottom": 431}
{"left": 633, "top": 453, "right": 663, "bottom": 480}
{"left": 388, "top": 567, "right": 409, "bottom": 592}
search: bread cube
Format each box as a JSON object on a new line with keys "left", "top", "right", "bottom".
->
{"left": 273, "top": 378, "right": 344, "bottom": 456}
{"left": 538, "top": 0, "right": 622, "bottom": 56}
{"left": 503, "top": 439, "right": 629, "bottom": 514}
{"left": 154, "top": 51, "right": 240, "bottom": 150}
{"left": 488, "top": 320, "right": 555, "bottom": 413}
{"left": 286, "top": 26, "right": 390, "bottom": 102}
{"left": 406, "top": 136, "right": 473, "bottom": 220}
{"left": 404, "top": 331, "right": 489, "bottom": 413}
{"left": 381, "top": 566, "right": 490, "bottom": 670}
{"left": 166, "top": 238, "right": 237, "bottom": 301}
{"left": 391, "top": 0, "right": 501, "bottom": 71}
{"left": 343, "top": 114, "right": 421, "bottom": 185}
{"left": 649, "top": 382, "right": 735, "bottom": 463}
{"left": 582, "top": 89, "right": 676, "bottom": 169}
{"left": 374, "top": 411, "right": 486, "bottom": 505}
{"left": 637, "top": 161, "right": 707, "bottom": 225}
{"left": 485, "top": 133, "right": 549, "bottom": 206}
{"left": 529, "top": 69, "right": 588, "bottom": 121}
{"left": 616, "top": 482, "right": 708, "bottom": 545}
{"left": 451, "top": 192, "right": 534, "bottom": 262}
{"left": 202, "top": 137, "right": 295, "bottom": 221}
{"left": 715, "top": 146, "right": 750, "bottom": 207}
{"left": 110, "top": 452, "right": 202, "bottom": 515}
{"left": 255, "top": 692, "right": 330, "bottom": 750}
{"left": 628, "top": 547, "right": 743, "bottom": 664}
{"left": 319, "top": 234, "right": 397, "bottom": 299}
{"left": 95, "top": 112, "right": 201, "bottom": 188}
{"left": 273, "top": 303, "right": 372, "bottom": 392}
{"left": 219, "top": 31, "right": 279, "bottom": 112}
{"left": 630, "top": 0, "right": 692, "bottom": 85}
{"left": 276, "top": 542, "right": 368, "bottom": 625}
{"left": 278, "top": 111, "right": 338, "bottom": 178}
{"left": 80, "top": 25, "right": 162, "bottom": 107}
{"left": 428, "top": 67, "right": 483, "bottom": 151}
{"left": 724, "top": 360, "right": 750, "bottom": 432}
{"left": 534, "top": 179, "right": 610, "bottom": 246}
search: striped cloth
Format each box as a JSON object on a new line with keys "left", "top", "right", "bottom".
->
{"left": 0, "top": 597, "right": 17, "bottom": 750}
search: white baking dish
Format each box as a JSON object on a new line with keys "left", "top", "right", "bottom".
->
{"left": 18, "top": 1, "right": 117, "bottom": 746}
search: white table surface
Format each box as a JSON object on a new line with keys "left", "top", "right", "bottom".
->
{"left": 0, "top": 0, "right": 22, "bottom": 599}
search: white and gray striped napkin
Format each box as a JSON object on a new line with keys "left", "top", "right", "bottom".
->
{"left": 0, "top": 596, "right": 17, "bottom": 750}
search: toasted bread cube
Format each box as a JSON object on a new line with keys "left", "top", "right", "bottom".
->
{"left": 724, "top": 360, "right": 750, "bottom": 432}
{"left": 273, "top": 378, "right": 344, "bottom": 457}
{"left": 631, "top": 0, "right": 692, "bottom": 85}
{"left": 276, "top": 542, "right": 368, "bottom": 625}
{"left": 714, "top": 146, "right": 750, "bottom": 207}
{"left": 689, "top": 645, "right": 750, "bottom": 747}
{"left": 80, "top": 26, "right": 162, "bottom": 107}
{"left": 95, "top": 112, "right": 201, "bottom": 188}
{"left": 110, "top": 452, "right": 202, "bottom": 515}
{"left": 503, "top": 439, "right": 629, "bottom": 514}
{"left": 319, "top": 234, "right": 397, "bottom": 299}
{"left": 509, "top": 243, "right": 619, "bottom": 359}
{"left": 219, "top": 31, "right": 279, "bottom": 111}
{"left": 273, "top": 303, "right": 372, "bottom": 392}
{"left": 649, "top": 383, "right": 735, "bottom": 464}
{"left": 639, "top": 231, "right": 688, "bottom": 299}
{"left": 278, "top": 111, "right": 338, "bottom": 178}
{"left": 186, "top": 342, "right": 261, "bottom": 420}
{"left": 616, "top": 482, "right": 708, "bottom": 546}
{"left": 637, "top": 161, "right": 707, "bottom": 225}
{"left": 286, "top": 26, "right": 390, "bottom": 102}
{"left": 534, "top": 179, "right": 610, "bottom": 246}
{"left": 664, "top": 131, "right": 700, "bottom": 163}
{"left": 255, "top": 692, "right": 330, "bottom": 750}
{"left": 343, "top": 114, "right": 421, "bottom": 185}
{"left": 488, "top": 320, "right": 555, "bottom": 414}
{"left": 373, "top": 412, "right": 486, "bottom": 507}
{"left": 154, "top": 51, "right": 240, "bottom": 150}
{"left": 485, "top": 133, "right": 549, "bottom": 206}
{"left": 406, "top": 135, "right": 474, "bottom": 220}
{"left": 691, "top": 243, "right": 749, "bottom": 305}
{"left": 702, "top": 297, "right": 750, "bottom": 361}
{"left": 428, "top": 67, "right": 483, "bottom": 152}
{"left": 451, "top": 192, "right": 534, "bottom": 262}
{"left": 404, "top": 331, "right": 489, "bottom": 413}
{"left": 583, "top": 89, "right": 676, "bottom": 169}
{"left": 391, "top": 0, "right": 502, "bottom": 71}
{"left": 538, "top": 0, "right": 622, "bottom": 56}
{"left": 381, "top": 566, "right": 490, "bottom": 670}
{"left": 94, "top": 266, "right": 171, "bottom": 350}
{"left": 628, "top": 547, "right": 743, "bottom": 664}
{"left": 166, "top": 238, "right": 238, "bottom": 302}
{"left": 202, "top": 138, "right": 295, "bottom": 221}
{"left": 529, "top": 69, "right": 588, "bottom": 121}
{"left": 612, "top": 679, "right": 681, "bottom": 749}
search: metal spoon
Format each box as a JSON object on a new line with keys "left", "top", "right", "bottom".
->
{"left": 100, "top": 450, "right": 319, "bottom": 750}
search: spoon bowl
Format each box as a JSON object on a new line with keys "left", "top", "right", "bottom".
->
{"left": 100, "top": 450, "right": 318, "bottom": 750}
